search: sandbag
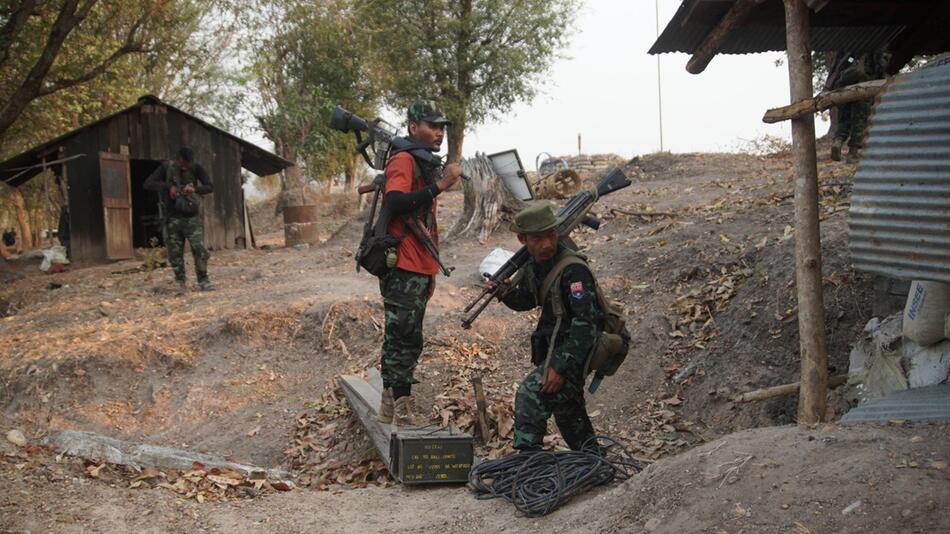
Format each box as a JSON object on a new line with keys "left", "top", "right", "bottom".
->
{"left": 904, "top": 339, "right": 950, "bottom": 389}
{"left": 903, "top": 280, "right": 950, "bottom": 347}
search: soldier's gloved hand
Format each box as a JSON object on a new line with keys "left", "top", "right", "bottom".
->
{"left": 168, "top": 185, "right": 178, "bottom": 198}
{"left": 541, "top": 367, "right": 565, "bottom": 394}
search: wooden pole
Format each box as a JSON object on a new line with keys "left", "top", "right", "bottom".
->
{"left": 763, "top": 79, "right": 887, "bottom": 123}
{"left": 732, "top": 374, "right": 849, "bottom": 403}
{"left": 471, "top": 376, "right": 491, "bottom": 443}
{"left": 784, "top": 0, "right": 829, "bottom": 425}
{"left": 686, "top": 0, "right": 765, "bottom": 74}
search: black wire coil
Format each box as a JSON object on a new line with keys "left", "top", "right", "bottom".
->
{"left": 468, "top": 436, "right": 642, "bottom": 517}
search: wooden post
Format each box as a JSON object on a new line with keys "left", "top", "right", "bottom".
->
{"left": 471, "top": 376, "right": 491, "bottom": 443}
{"left": 686, "top": 0, "right": 765, "bottom": 74}
{"left": 784, "top": 0, "right": 829, "bottom": 425}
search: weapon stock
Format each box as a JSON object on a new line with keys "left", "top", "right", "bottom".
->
{"left": 460, "top": 167, "right": 632, "bottom": 329}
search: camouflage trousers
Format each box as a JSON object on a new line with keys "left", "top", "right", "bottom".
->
{"left": 513, "top": 359, "right": 595, "bottom": 451}
{"left": 166, "top": 216, "right": 210, "bottom": 284}
{"left": 379, "top": 268, "right": 432, "bottom": 390}
{"left": 834, "top": 99, "right": 871, "bottom": 152}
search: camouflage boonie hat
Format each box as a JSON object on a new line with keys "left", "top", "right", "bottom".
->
{"left": 510, "top": 201, "right": 563, "bottom": 234}
{"left": 407, "top": 99, "right": 451, "bottom": 125}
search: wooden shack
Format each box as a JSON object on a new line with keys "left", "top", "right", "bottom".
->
{"left": 0, "top": 95, "right": 291, "bottom": 261}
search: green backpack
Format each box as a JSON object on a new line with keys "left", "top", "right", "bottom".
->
{"left": 538, "top": 252, "right": 631, "bottom": 378}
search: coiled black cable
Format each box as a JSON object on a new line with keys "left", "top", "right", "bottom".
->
{"left": 468, "top": 436, "right": 642, "bottom": 517}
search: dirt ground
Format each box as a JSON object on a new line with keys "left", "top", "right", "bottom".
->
{"left": 2, "top": 149, "right": 944, "bottom": 533}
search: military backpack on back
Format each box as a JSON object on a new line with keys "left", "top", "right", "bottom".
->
{"left": 538, "top": 253, "right": 631, "bottom": 378}
{"left": 355, "top": 155, "right": 435, "bottom": 277}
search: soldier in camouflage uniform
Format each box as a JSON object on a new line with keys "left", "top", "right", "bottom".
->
{"left": 376, "top": 100, "right": 462, "bottom": 427}
{"left": 828, "top": 53, "right": 885, "bottom": 162}
{"left": 496, "top": 202, "right": 605, "bottom": 451}
{"left": 144, "top": 147, "right": 214, "bottom": 294}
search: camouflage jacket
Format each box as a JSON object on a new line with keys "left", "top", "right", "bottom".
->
{"left": 500, "top": 245, "right": 605, "bottom": 378}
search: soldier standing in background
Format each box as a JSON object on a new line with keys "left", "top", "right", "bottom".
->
{"left": 144, "top": 147, "right": 214, "bottom": 294}
{"left": 827, "top": 52, "right": 887, "bottom": 163}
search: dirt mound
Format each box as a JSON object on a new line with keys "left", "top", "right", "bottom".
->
{"left": 573, "top": 423, "right": 950, "bottom": 533}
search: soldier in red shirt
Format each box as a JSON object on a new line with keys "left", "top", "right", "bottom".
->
{"left": 377, "top": 100, "right": 462, "bottom": 426}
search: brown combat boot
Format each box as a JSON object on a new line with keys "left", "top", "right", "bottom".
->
{"left": 392, "top": 395, "right": 427, "bottom": 428}
{"left": 376, "top": 388, "right": 394, "bottom": 424}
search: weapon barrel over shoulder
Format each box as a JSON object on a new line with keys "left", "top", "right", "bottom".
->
{"left": 460, "top": 167, "right": 631, "bottom": 328}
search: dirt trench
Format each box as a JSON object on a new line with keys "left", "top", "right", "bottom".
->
{"left": 2, "top": 150, "right": 920, "bottom": 533}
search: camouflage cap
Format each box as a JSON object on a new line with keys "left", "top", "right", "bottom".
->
{"left": 510, "top": 201, "right": 563, "bottom": 234}
{"left": 407, "top": 99, "right": 451, "bottom": 125}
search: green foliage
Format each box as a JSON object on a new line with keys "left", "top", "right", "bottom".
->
{"left": 358, "top": 0, "right": 579, "bottom": 158}
{"left": 0, "top": 0, "right": 242, "bottom": 157}
{"left": 247, "top": 0, "right": 377, "bottom": 185}
{"left": 0, "top": 0, "right": 243, "bottom": 240}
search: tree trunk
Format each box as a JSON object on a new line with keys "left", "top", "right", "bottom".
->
{"left": 446, "top": 113, "right": 466, "bottom": 165}
{"left": 784, "top": 0, "right": 829, "bottom": 426}
{"left": 443, "top": 153, "right": 524, "bottom": 243}
{"left": 344, "top": 154, "right": 360, "bottom": 191}
{"left": 9, "top": 186, "right": 34, "bottom": 250}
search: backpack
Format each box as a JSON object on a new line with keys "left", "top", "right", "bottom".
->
{"left": 355, "top": 157, "right": 434, "bottom": 276}
{"left": 356, "top": 174, "right": 401, "bottom": 276}
{"left": 538, "top": 253, "right": 631, "bottom": 378}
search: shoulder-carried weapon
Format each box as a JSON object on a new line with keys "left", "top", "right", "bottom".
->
{"left": 460, "top": 167, "right": 632, "bottom": 329}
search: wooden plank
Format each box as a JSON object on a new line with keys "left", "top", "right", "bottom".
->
{"left": 98, "top": 152, "right": 133, "bottom": 259}
{"left": 338, "top": 374, "right": 392, "bottom": 469}
{"left": 367, "top": 368, "right": 383, "bottom": 394}
{"left": 340, "top": 371, "right": 475, "bottom": 484}
{"left": 762, "top": 79, "right": 887, "bottom": 123}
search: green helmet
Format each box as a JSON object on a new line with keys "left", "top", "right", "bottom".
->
{"left": 407, "top": 99, "right": 451, "bottom": 125}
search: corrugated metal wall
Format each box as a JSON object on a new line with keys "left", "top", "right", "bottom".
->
{"left": 849, "top": 58, "right": 950, "bottom": 283}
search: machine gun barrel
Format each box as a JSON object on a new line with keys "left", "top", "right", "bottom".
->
{"left": 460, "top": 167, "right": 631, "bottom": 329}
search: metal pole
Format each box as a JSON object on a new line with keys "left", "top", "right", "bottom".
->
{"left": 784, "top": 0, "right": 829, "bottom": 425}
{"left": 655, "top": 0, "right": 665, "bottom": 152}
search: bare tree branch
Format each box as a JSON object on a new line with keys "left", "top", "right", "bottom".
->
{"left": 0, "top": 0, "right": 39, "bottom": 69}
{"left": 36, "top": 2, "right": 159, "bottom": 96}
{"left": 0, "top": 0, "right": 161, "bottom": 140}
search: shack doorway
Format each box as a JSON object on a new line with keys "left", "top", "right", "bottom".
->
{"left": 130, "top": 159, "right": 165, "bottom": 248}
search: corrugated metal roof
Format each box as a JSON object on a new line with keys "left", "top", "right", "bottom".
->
{"left": 649, "top": 0, "right": 948, "bottom": 58}
{"left": 849, "top": 57, "right": 950, "bottom": 283}
{"left": 841, "top": 384, "right": 950, "bottom": 423}
{"left": 0, "top": 95, "right": 292, "bottom": 186}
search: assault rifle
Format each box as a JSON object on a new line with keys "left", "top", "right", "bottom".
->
{"left": 330, "top": 105, "right": 468, "bottom": 181}
{"left": 460, "top": 167, "right": 632, "bottom": 329}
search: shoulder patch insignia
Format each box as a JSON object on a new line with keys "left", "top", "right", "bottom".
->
{"left": 570, "top": 281, "right": 586, "bottom": 299}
